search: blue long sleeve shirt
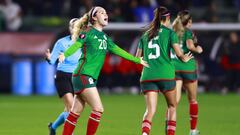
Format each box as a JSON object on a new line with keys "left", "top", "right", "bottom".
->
{"left": 49, "top": 35, "right": 81, "bottom": 73}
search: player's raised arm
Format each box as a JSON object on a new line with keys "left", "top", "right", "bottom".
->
{"left": 107, "top": 39, "right": 148, "bottom": 67}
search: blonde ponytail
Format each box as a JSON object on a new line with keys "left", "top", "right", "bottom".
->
{"left": 172, "top": 15, "right": 184, "bottom": 40}
{"left": 72, "top": 13, "right": 89, "bottom": 42}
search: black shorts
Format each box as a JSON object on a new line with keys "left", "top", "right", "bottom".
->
{"left": 55, "top": 71, "right": 74, "bottom": 98}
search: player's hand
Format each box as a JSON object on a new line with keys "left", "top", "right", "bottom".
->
{"left": 140, "top": 57, "right": 149, "bottom": 67}
{"left": 182, "top": 52, "right": 193, "bottom": 62}
{"left": 196, "top": 46, "right": 203, "bottom": 54}
{"left": 45, "top": 49, "right": 51, "bottom": 60}
{"left": 58, "top": 53, "right": 65, "bottom": 63}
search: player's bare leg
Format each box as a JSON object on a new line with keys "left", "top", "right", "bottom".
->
{"left": 62, "top": 94, "right": 85, "bottom": 135}
{"left": 142, "top": 91, "right": 158, "bottom": 135}
{"left": 184, "top": 81, "right": 200, "bottom": 135}
{"left": 49, "top": 93, "right": 74, "bottom": 135}
{"left": 81, "top": 87, "right": 104, "bottom": 135}
{"left": 63, "top": 93, "right": 74, "bottom": 112}
{"left": 163, "top": 89, "right": 177, "bottom": 135}
{"left": 176, "top": 80, "right": 183, "bottom": 104}
{"left": 164, "top": 80, "right": 182, "bottom": 135}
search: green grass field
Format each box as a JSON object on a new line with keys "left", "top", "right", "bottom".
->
{"left": 0, "top": 93, "right": 240, "bottom": 135}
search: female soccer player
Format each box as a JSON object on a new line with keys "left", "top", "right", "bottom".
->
{"left": 171, "top": 10, "right": 203, "bottom": 135}
{"left": 45, "top": 18, "right": 81, "bottom": 135}
{"left": 58, "top": 6, "right": 148, "bottom": 135}
{"left": 136, "top": 6, "right": 192, "bottom": 135}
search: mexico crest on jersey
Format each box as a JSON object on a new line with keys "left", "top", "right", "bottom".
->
{"left": 79, "top": 34, "right": 86, "bottom": 39}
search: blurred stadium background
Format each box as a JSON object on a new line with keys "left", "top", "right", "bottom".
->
{"left": 0, "top": 0, "right": 240, "bottom": 135}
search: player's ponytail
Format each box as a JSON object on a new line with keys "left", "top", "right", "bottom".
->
{"left": 71, "top": 13, "right": 89, "bottom": 42}
{"left": 172, "top": 15, "right": 184, "bottom": 41}
{"left": 147, "top": 6, "right": 169, "bottom": 41}
{"left": 178, "top": 10, "right": 192, "bottom": 27}
{"left": 172, "top": 10, "right": 192, "bottom": 41}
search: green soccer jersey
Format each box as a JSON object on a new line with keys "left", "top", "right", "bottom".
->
{"left": 171, "top": 29, "right": 196, "bottom": 71}
{"left": 64, "top": 27, "right": 141, "bottom": 79}
{"left": 139, "top": 25, "right": 179, "bottom": 82}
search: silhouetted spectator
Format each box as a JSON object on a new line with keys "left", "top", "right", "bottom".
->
{"left": 201, "top": 0, "right": 219, "bottom": 22}
{"left": 221, "top": 32, "right": 240, "bottom": 94}
{"left": 0, "top": 0, "right": 22, "bottom": 31}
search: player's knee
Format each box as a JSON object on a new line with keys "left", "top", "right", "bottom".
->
{"left": 145, "top": 108, "right": 156, "bottom": 117}
{"left": 72, "top": 106, "right": 85, "bottom": 114}
{"left": 189, "top": 100, "right": 197, "bottom": 104}
{"left": 66, "top": 106, "right": 72, "bottom": 112}
{"left": 92, "top": 106, "right": 104, "bottom": 113}
{"left": 168, "top": 106, "right": 176, "bottom": 113}
{"left": 71, "top": 110, "right": 81, "bottom": 116}
{"left": 188, "top": 96, "right": 197, "bottom": 103}
{"left": 64, "top": 98, "right": 74, "bottom": 111}
{"left": 187, "top": 94, "right": 197, "bottom": 102}
{"left": 168, "top": 102, "right": 177, "bottom": 109}
{"left": 67, "top": 99, "right": 74, "bottom": 106}
{"left": 176, "top": 100, "right": 180, "bottom": 106}
{"left": 149, "top": 108, "right": 157, "bottom": 115}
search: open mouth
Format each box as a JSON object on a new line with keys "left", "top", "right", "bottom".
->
{"left": 104, "top": 18, "right": 108, "bottom": 21}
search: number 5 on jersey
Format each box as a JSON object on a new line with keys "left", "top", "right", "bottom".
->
{"left": 148, "top": 36, "right": 160, "bottom": 59}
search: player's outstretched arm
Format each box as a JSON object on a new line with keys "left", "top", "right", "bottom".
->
{"left": 109, "top": 44, "right": 148, "bottom": 67}
{"left": 135, "top": 48, "right": 149, "bottom": 67}
{"left": 140, "top": 57, "right": 149, "bottom": 67}
{"left": 58, "top": 41, "right": 83, "bottom": 63}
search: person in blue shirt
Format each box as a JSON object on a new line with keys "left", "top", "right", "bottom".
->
{"left": 45, "top": 18, "right": 82, "bottom": 135}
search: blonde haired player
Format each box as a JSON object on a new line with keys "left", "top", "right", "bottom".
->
{"left": 59, "top": 6, "right": 148, "bottom": 135}
{"left": 172, "top": 10, "right": 203, "bottom": 135}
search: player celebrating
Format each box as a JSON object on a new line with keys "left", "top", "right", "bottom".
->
{"left": 58, "top": 6, "right": 148, "bottom": 135}
{"left": 136, "top": 6, "right": 192, "bottom": 135}
{"left": 171, "top": 10, "right": 203, "bottom": 135}
{"left": 45, "top": 18, "right": 81, "bottom": 135}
